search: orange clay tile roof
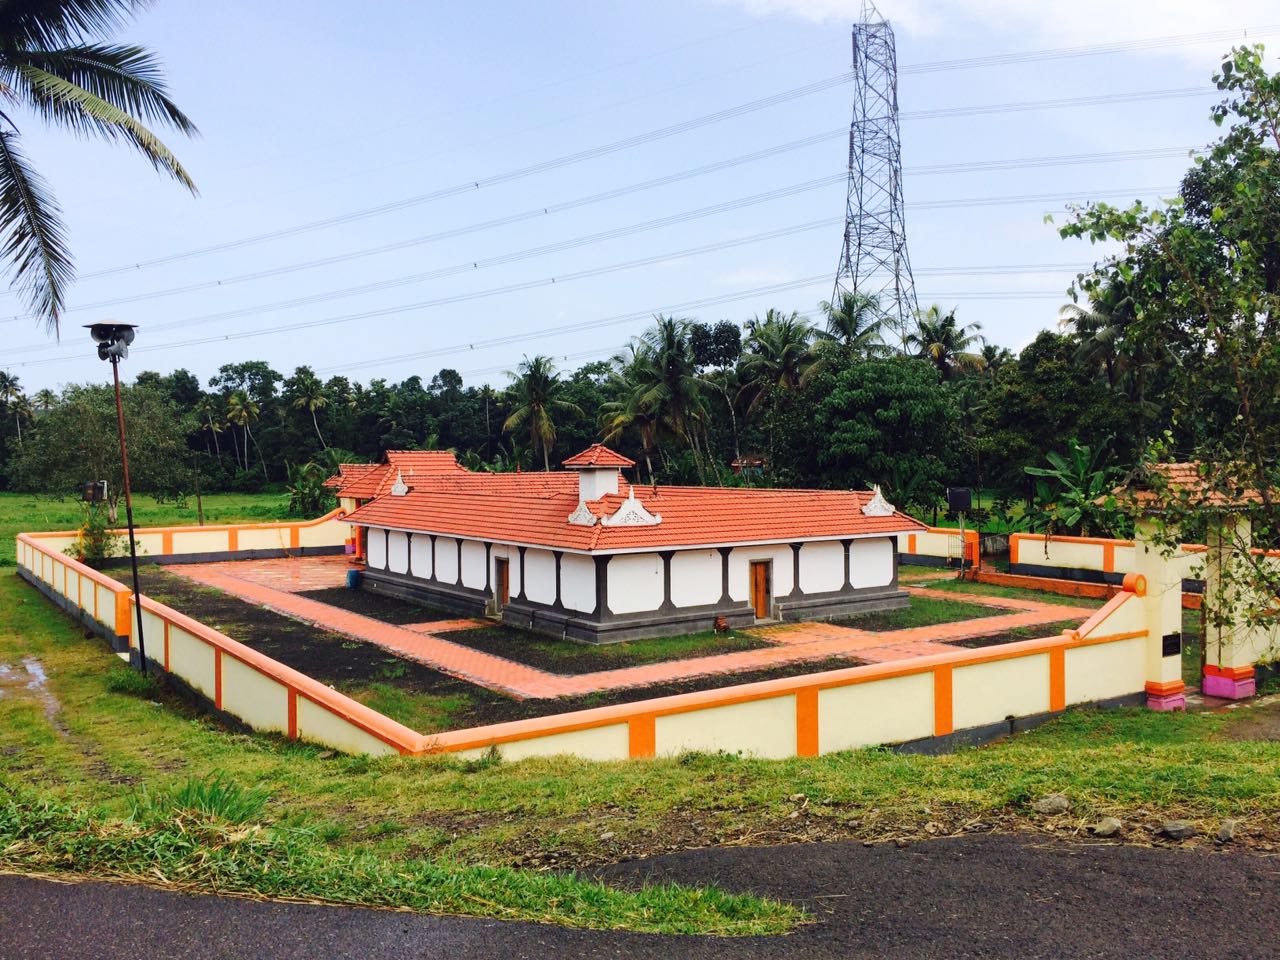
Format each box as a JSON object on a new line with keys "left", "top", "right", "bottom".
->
{"left": 561, "top": 444, "right": 635, "bottom": 468}
{"left": 342, "top": 471, "right": 924, "bottom": 552}
{"left": 1111, "top": 461, "right": 1266, "bottom": 510}
{"left": 329, "top": 450, "right": 469, "bottom": 500}
{"left": 323, "top": 462, "right": 379, "bottom": 489}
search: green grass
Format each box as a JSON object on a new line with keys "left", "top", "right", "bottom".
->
{"left": 7, "top": 548, "right": 1280, "bottom": 929}
{"left": 0, "top": 491, "right": 292, "bottom": 566}
{"left": 342, "top": 682, "right": 475, "bottom": 732}
{"left": 833, "top": 595, "right": 998, "bottom": 631}
{"left": 921, "top": 577, "right": 1107, "bottom": 608}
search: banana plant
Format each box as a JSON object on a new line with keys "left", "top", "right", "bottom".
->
{"left": 1024, "top": 438, "right": 1122, "bottom": 536}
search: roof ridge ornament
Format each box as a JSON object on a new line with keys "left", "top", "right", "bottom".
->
{"left": 601, "top": 487, "right": 662, "bottom": 527}
{"left": 567, "top": 502, "right": 598, "bottom": 527}
{"left": 390, "top": 470, "right": 409, "bottom": 497}
{"left": 861, "top": 484, "right": 895, "bottom": 517}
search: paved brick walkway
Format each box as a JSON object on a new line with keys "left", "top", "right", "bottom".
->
{"left": 166, "top": 557, "right": 1094, "bottom": 701}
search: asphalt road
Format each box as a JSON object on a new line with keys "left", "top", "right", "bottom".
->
{"left": 3, "top": 835, "right": 1279, "bottom": 959}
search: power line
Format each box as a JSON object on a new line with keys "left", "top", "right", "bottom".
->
{"left": 2, "top": 140, "right": 1195, "bottom": 326}
{"left": 52, "top": 83, "right": 1209, "bottom": 294}
{"left": 5, "top": 183, "right": 1173, "bottom": 363}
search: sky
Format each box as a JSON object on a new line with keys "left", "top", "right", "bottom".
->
{"left": 3, "top": 0, "right": 1277, "bottom": 392}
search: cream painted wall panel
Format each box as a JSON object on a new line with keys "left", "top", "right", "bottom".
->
{"left": 295, "top": 697, "right": 397, "bottom": 756}
{"left": 96, "top": 584, "right": 116, "bottom": 627}
{"left": 167, "top": 626, "right": 217, "bottom": 699}
{"left": 670, "top": 550, "right": 722, "bottom": 608}
{"left": 849, "top": 538, "right": 893, "bottom": 589}
{"left": 172, "top": 530, "right": 230, "bottom": 554}
{"left": 1064, "top": 638, "right": 1146, "bottom": 705}
{"left": 131, "top": 533, "right": 163, "bottom": 556}
{"left": 496, "top": 724, "right": 629, "bottom": 762}
{"left": 800, "top": 541, "right": 844, "bottom": 594}
{"left": 560, "top": 553, "right": 596, "bottom": 613}
{"left": 461, "top": 540, "right": 488, "bottom": 590}
{"left": 435, "top": 537, "right": 459, "bottom": 584}
{"left": 387, "top": 531, "right": 410, "bottom": 575}
{"left": 299, "top": 520, "right": 347, "bottom": 547}
{"left": 608, "top": 553, "right": 664, "bottom": 615}
{"left": 524, "top": 549, "right": 556, "bottom": 604}
{"left": 727, "top": 546, "right": 794, "bottom": 601}
{"left": 139, "top": 608, "right": 166, "bottom": 651}
{"left": 253, "top": 528, "right": 296, "bottom": 551}
{"left": 656, "top": 696, "right": 798, "bottom": 758}
{"left": 1088, "top": 596, "right": 1145, "bottom": 636}
{"left": 818, "top": 673, "right": 934, "bottom": 752}
{"left": 410, "top": 534, "right": 433, "bottom": 580}
{"left": 219, "top": 657, "right": 290, "bottom": 733}
{"left": 952, "top": 655, "right": 1050, "bottom": 729}
{"left": 366, "top": 528, "right": 387, "bottom": 570}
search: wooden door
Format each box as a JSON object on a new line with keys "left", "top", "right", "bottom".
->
{"left": 750, "top": 561, "right": 771, "bottom": 619}
{"left": 494, "top": 558, "right": 510, "bottom": 606}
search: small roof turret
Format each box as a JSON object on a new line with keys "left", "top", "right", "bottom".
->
{"left": 562, "top": 444, "right": 635, "bottom": 469}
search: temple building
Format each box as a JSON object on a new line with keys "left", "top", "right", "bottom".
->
{"left": 327, "top": 444, "right": 924, "bottom": 643}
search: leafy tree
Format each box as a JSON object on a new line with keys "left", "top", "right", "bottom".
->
{"left": 502, "top": 355, "right": 583, "bottom": 471}
{"left": 0, "top": 0, "right": 196, "bottom": 334}
{"left": 9, "top": 382, "right": 191, "bottom": 521}
{"left": 1024, "top": 438, "right": 1124, "bottom": 537}
{"left": 813, "top": 357, "right": 960, "bottom": 511}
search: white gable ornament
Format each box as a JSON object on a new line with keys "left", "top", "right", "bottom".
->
{"left": 861, "top": 484, "right": 895, "bottom": 517}
{"left": 567, "top": 502, "right": 598, "bottom": 527}
{"left": 390, "top": 470, "right": 409, "bottom": 497}
{"left": 601, "top": 488, "right": 662, "bottom": 527}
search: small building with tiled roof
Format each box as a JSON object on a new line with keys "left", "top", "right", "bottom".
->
{"left": 329, "top": 444, "right": 925, "bottom": 643}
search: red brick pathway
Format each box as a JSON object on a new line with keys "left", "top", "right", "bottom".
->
{"left": 166, "top": 557, "right": 1094, "bottom": 701}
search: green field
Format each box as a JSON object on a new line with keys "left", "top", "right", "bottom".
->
{"left": 0, "top": 490, "right": 294, "bottom": 566}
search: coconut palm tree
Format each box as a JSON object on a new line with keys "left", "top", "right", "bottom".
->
{"left": 0, "top": 0, "right": 197, "bottom": 335}
{"left": 806, "top": 291, "right": 890, "bottom": 382}
{"left": 636, "top": 315, "right": 711, "bottom": 472}
{"left": 906, "top": 305, "right": 985, "bottom": 379}
{"left": 32, "top": 387, "right": 56, "bottom": 413}
{"left": 737, "top": 309, "right": 814, "bottom": 411}
{"left": 0, "top": 371, "right": 23, "bottom": 443}
{"left": 194, "top": 395, "right": 224, "bottom": 464}
{"left": 286, "top": 366, "right": 329, "bottom": 449}
{"left": 601, "top": 344, "right": 662, "bottom": 482}
{"left": 502, "top": 355, "right": 584, "bottom": 471}
{"left": 1059, "top": 290, "right": 1131, "bottom": 389}
{"left": 225, "top": 391, "right": 261, "bottom": 474}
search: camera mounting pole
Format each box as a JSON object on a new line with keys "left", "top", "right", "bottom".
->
{"left": 87, "top": 323, "right": 147, "bottom": 674}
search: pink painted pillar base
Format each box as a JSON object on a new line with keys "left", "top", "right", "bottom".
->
{"left": 1202, "top": 672, "right": 1256, "bottom": 700}
{"left": 1147, "top": 693, "right": 1187, "bottom": 711}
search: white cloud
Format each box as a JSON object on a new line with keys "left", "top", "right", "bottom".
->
{"left": 710, "top": 0, "right": 1276, "bottom": 61}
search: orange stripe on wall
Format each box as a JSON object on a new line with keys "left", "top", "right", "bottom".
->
{"left": 1049, "top": 647, "right": 1065, "bottom": 712}
{"left": 162, "top": 531, "right": 174, "bottom": 554}
{"left": 290, "top": 527, "right": 301, "bottom": 549}
{"left": 933, "top": 667, "right": 953, "bottom": 736}
{"left": 115, "top": 592, "right": 131, "bottom": 640}
{"left": 628, "top": 715, "right": 656, "bottom": 758}
{"left": 227, "top": 529, "right": 238, "bottom": 552}
{"left": 908, "top": 533, "right": 917, "bottom": 553}
{"left": 796, "top": 688, "right": 819, "bottom": 757}
{"left": 288, "top": 690, "right": 298, "bottom": 739}
{"left": 214, "top": 650, "right": 223, "bottom": 710}
{"left": 1102, "top": 542, "right": 1115, "bottom": 573}
{"left": 163, "top": 621, "right": 171, "bottom": 672}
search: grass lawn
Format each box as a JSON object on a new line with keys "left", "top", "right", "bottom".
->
{"left": 7, "top": 567, "right": 1280, "bottom": 933}
{"left": 0, "top": 490, "right": 293, "bottom": 566}
{"left": 921, "top": 577, "right": 1108, "bottom": 609}
{"left": 832, "top": 595, "right": 998, "bottom": 631}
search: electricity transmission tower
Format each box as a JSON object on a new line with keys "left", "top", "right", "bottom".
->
{"left": 832, "top": 1, "right": 918, "bottom": 347}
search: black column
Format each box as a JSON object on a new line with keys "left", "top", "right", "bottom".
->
{"left": 659, "top": 551, "right": 675, "bottom": 613}
{"left": 428, "top": 534, "right": 437, "bottom": 583}
{"left": 718, "top": 547, "right": 732, "bottom": 604}
{"left": 593, "top": 555, "right": 610, "bottom": 620}
{"left": 841, "top": 539, "right": 853, "bottom": 591}
{"left": 552, "top": 550, "right": 564, "bottom": 611}
{"left": 517, "top": 546, "right": 527, "bottom": 600}
{"left": 790, "top": 542, "right": 802, "bottom": 598}
{"left": 406, "top": 532, "right": 413, "bottom": 577}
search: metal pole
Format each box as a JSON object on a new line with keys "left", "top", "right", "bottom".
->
{"left": 112, "top": 357, "right": 147, "bottom": 674}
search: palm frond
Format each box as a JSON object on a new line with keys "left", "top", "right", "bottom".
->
{"left": 6, "top": 43, "right": 195, "bottom": 132}
{"left": 13, "top": 63, "right": 195, "bottom": 190}
{"left": 0, "top": 130, "right": 71, "bottom": 333}
{"left": 0, "top": 0, "right": 149, "bottom": 48}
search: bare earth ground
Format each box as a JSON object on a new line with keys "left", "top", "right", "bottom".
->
{"left": 3, "top": 833, "right": 1279, "bottom": 959}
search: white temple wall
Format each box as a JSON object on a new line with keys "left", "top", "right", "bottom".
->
{"left": 670, "top": 550, "right": 722, "bottom": 608}
{"left": 560, "top": 553, "right": 597, "bottom": 613}
{"left": 608, "top": 553, "right": 664, "bottom": 615}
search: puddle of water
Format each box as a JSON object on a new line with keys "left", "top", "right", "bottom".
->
{"left": 0, "top": 657, "right": 62, "bottom": 724}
